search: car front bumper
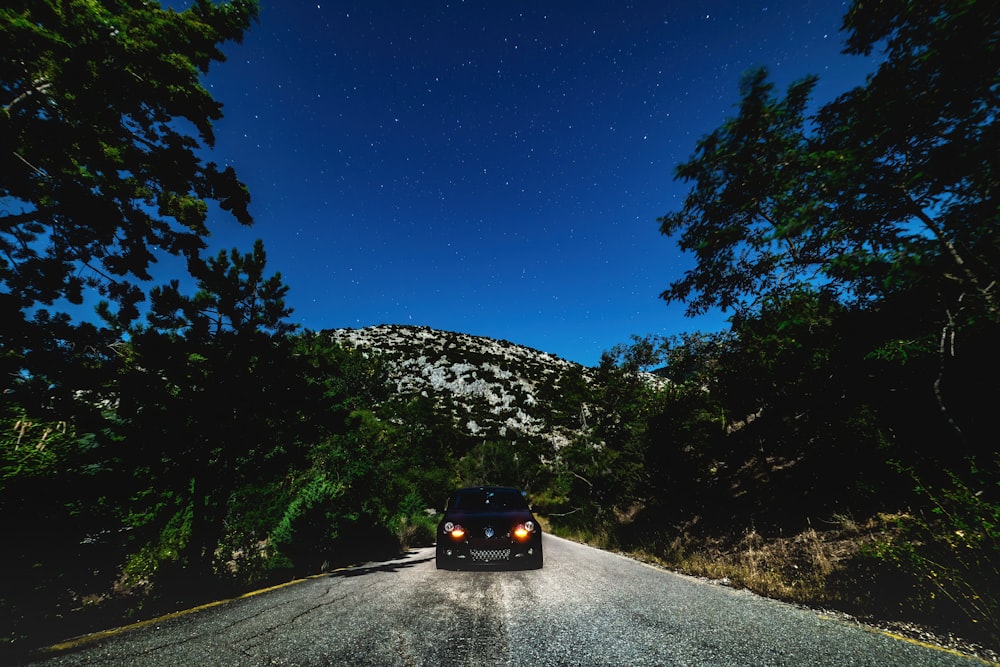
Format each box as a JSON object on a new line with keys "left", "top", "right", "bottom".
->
{"left": 437, "top": 538, "right": 541, "bottom": 564}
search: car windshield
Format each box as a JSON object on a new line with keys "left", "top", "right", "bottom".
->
{"left": 451, "top": 489, "right": 528, "bottom": 512}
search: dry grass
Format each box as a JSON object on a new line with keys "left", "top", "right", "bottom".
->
{"left": 589, "top": 514, "right": 895, "bottom": 609}
{"left": 598, "top": 514, "right": 1000, "bottom": 661}
{"left": 653, "top": 524, "right": 848, "bottom": 604}
{"left": 547, "top": 513, "right": 873, "bottom": 606}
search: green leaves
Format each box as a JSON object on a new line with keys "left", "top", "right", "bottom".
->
{"left": 657, "top": 0, "right": 999, "bottom": 467}
{"left": 867, "top": 457, "right": 1000, "bottom": 643}
{"left": 144, "top": 239, "right": 295, "bottom": 338}
{"left": 662, "top": 1, "right": 999, "bottom": 323}
{"left": 659, "top": 68, "right": 831, "bottom": 317}
{"left": 1, "top": 0, "right": 259, "bottom": 339}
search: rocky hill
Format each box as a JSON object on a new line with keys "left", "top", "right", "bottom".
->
{"left": 322, "top": 324, "right": 596, "bottom": 448}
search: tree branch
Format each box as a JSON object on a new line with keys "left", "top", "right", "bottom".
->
{"left": 934, "top": 307, "right": 966, "bottom": 443}
{"left": 905, "top": 191, "right": 997, "bottom": 316}
{"left": 12, "top": 152, "right": 49, "bottom": 178}
{"left": 3, "top": 79, "right": 52, "bottom": 115}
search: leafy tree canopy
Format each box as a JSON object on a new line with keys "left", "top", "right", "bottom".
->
{"left": 1, "top": 0, "right": 260, "bottom": 390}
{"left": 659, "top": 0, "right": 999, "bottom": 324}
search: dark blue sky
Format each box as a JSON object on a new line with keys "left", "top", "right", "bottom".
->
{"left": 193, "top": 1, "right": 880, "bottom": 366}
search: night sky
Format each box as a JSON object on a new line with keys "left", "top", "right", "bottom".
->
{"left": 189, "top": 1, "right": 880, "bottom": 366}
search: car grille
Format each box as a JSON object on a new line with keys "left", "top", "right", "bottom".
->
{"left": 470, "top": 548, "right": 511, "bottom": 562}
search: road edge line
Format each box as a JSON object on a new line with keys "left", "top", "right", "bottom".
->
{"left": 39, "top": 570, "right": 340, "bottom": 654}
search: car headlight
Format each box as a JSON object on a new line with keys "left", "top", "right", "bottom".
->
{"left": 443, "top": 521, "right": 454, "bottom": 533}
{"left": 513, "top": 521, "right": 535, "bottom": 540}
{"left": 446, "top": 523, "right": 465, "bottom": 539}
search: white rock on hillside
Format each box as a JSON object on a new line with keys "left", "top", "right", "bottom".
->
{"left": 323, "top": 324, "right": 592, "bottom": 446}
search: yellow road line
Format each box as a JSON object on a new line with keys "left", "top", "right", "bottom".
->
{"left": 42, "top": 570, "right": 339, "bottom": 654}
{"left": 872, "top": 628, "right": 998, "bottom": 666}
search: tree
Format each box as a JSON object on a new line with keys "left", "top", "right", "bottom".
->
{"left": 827, "top": 0, "right": 1000, "bottom": 318}
{"left": 1, "top": 3, "right": 262, "bottom": 637}
{"left": 660, "top": 1, "right": 998, "bottom": 321}
{"left": 658, "top": 0, "right": 999, "bottom": 444}
{"left": 547, "top": 342, "right": 672, "bottom": 533}
{"left": 658, "top": 69, "right": 825, "bottom": 319}
{"left": 1, "top": 0, "right": 259, "bottom": 400}
{"left": 116, "top": 241, "right": 298, "bottom": 578}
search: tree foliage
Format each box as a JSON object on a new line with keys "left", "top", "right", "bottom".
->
{"left": 659, "top": 70, "right": 826, "bottom": 317}
{"left": 114, "top": 241, "right": 298, "bottom": 575}
{"left": 1, "top": 0, "right": 259, "bottom": 398}
{"left": 659, "top": 0, "right": 999, "bottom": 444}
{"left": 660, "top": 0, "right": 999, "bottom": 323}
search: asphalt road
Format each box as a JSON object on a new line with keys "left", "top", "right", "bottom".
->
{"left": 23, "top": 534, "right": 988, "bottom": 666}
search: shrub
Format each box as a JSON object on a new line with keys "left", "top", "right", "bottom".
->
{"left": 865, "top": 458, "right": 1000, "bottom": 645}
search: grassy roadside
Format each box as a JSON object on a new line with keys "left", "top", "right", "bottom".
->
{"left": 541, "top": 513, "right": 1000, "bottom": 664}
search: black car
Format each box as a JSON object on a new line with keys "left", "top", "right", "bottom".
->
{"left": 436, "top": 486, "right": 543, "bottom": 569}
